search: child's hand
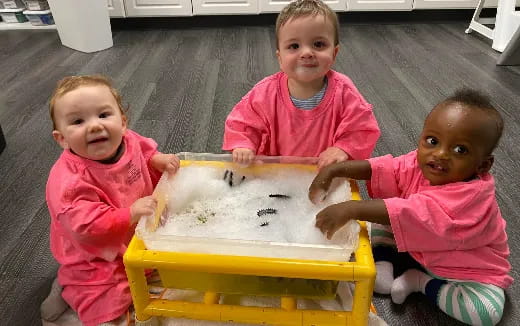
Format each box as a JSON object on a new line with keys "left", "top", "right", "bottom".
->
{"left": 130, "top": 196, "right": 157, "bottom": 225}
{"left": 151, "top": 153, "right": 180, "bottom": 178}
{"left": 318, "top": 147, "right": 349, "bottom": 170}
{"left": 232, "top": 148, "right": 255, "bottom": 166}
{"left": 308, "top": 164, "right": 336, "bottom": 204}
{"left": 315, "top": 201, "right": 356, "bottom": 240}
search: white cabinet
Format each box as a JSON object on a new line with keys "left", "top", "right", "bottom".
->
{"left": 124, "top": 0, "right": 192, "bottom": 16}
{"left": 413, "top": 0, "right": 518, "bottom": 9}
{"left": 192, "top": 0, "right": 258, "bottom": 14}
{"left": 413, "top": 0, "right": 476, "bottom": 8}
{"left": 259, "top": 0, "right": 346, "bottom": 13}
{"left": 348, "top": 0, "right": 412, "bottom": 10}
{"left": 108, "top": 0, "right": 126, "bottom": 17}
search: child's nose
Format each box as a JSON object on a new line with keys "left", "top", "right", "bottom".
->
{"left": 88, "top": 120, "right": 103, "bottom": 132}
{"left": 300, "top": 45, "right": 314, "bottom": 58}
{"left": 434, "top": 147, "right": 449, "bottom": 159}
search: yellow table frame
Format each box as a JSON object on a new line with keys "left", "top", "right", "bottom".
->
{"left": 124, "top": 162, "right": 375, "bottom": 325}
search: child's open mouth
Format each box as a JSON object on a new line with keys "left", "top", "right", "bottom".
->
{"left": 88, "top": 137, "right": 108, "bottom": 144}
{"left": 427, "top": 161, "right": 447, "bottom": 173}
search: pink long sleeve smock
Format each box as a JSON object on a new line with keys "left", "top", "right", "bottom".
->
{"left": 368, "top": 150, "right": 513, "bottom": 288}
{"left": 46, "top": 130, "right": 162, "bottom": 325}
{"left": 223, "top": 70, "right": 380, "bottom": 159}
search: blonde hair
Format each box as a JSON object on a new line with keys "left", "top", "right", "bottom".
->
{"left": 275, "top": 0, "right": 339, "bottom": 49}
{"left": 49, "top": 75, "right": 126, "bottom": 130}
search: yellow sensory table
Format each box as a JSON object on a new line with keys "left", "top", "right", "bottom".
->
{"left": 124, "top": 154, "right": 375, "bottom": 326}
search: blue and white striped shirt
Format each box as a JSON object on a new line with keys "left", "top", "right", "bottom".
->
{"left": 290, "top": 77, "right": 328, "bottom": 110}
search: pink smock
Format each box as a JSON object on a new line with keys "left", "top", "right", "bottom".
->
{"left": 223, "top": 70, "right": 380, "bottom": 159}
{"left": 46, "top": 130, "right": 162, "bottom": 325}
{"left": 368, "top": 150, "right": 513, "bottom": 288}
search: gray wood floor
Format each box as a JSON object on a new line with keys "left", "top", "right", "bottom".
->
{"left": 0, "top": 12, "right": 519, "bottom": 326}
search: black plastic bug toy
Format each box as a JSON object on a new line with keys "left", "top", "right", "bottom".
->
{"left": 257, "top": 208, "right": 277, "bottom": 217}
{"left": 223, "top": 170, "right": 246, "bottom": 187}
{"left": 269, "top": 194, "right": 291, "bottom": 199}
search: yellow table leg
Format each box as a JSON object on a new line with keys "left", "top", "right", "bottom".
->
{"left": 204, "top": 291, "right": 221, "bottom": 304}
{"left": 281, "top": 296, "right": 297, "bottom": 310}
{"left": 126, "top": 265, "right": 151, "bottom": 322}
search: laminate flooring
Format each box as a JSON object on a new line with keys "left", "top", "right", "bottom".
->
{"left": 0, "top": 11, "right": 519, "bottom": 326}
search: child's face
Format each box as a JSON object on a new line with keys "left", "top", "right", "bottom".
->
{"left": 52, "top": 85, "right": 127, "bottom": 161}
{"left": 276, "top": 14, "right": 338, "bottom": 85}
{"left": 417, "top": 103, "right": 495, "bottom": 186}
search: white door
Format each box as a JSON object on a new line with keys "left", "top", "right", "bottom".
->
{"left": 259, "top": 0, "right": 347, "bottom": 13}
{"left": 348, "top": 0, "right": 412, "bottom": 10}
{"left": 108, "top": 0, "right": 126, "bottom": 17}
{"left": 124, "top": 0, "right": 193, "bottom": 16}
{"left": 192, "top": 0, "right": 258, "bottom": 14}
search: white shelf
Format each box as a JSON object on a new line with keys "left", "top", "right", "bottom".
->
{"left": 0, "top": 21, "right": 56, "bottom": 30}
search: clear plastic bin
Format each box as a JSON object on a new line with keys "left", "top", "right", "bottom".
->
{"left": 0, "top": 0, "right": 25, "bottom": 9}
{"left": 137, "top": 153, "right": 357, "bottom": 262}
{"left": 24, "top": 0, "right": 49, "bottom": 10}
{"left": 0, "top": 8, "right": 27, "bottom": 23}
{"left": 23, "top": 9, "right": 53, "bottom": 25}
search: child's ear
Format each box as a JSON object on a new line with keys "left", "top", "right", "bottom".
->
{"left": 276, "top": 49, "right": 282, "bottom": 67}
{"left": 477, "top": 155, "right": 494, "bottom": 174}
{"left": 52, "top": 130, "right": 69, "bottom": 150}
{"left": 122, "top": 115, "right": 128, "bottom": 133}
{"left": 333, "top": 45, "right": 339, "bottom": 60}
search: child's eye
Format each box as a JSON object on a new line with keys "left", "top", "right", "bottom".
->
{"left": 72, "top": 119, "right": 83, "bottom": 125}
{"left": 314, "top": 41, "right": 326, "bottom": 48}
{"left": 288, "top": 43, "right": 299, "bottom": 50}
{"left": 453, "top": 145, "right": 468, "bottom": 154}
{"left": 425, "top": 136, "right": 438, "bottom": 146}
{"left": 99, "top": 112, "right": 109, "bottom": 118}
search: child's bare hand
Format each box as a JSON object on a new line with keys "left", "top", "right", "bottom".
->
{"left": 315, "top": 201, "right": 356, "bottom": 240}
{"left": 308, "top": 164, "right": 336, "bottom": 204}
{"left": 130, "top": 196, "right": 157, "bottom": 225}
{"left": 318, "top": 147, "right": 349, "bottom": 170}
{"left": 151, "top": 153, "right": 180, "bottom": 178}
{"left": 232, "top": 148, "right": 255, "bottom": 166}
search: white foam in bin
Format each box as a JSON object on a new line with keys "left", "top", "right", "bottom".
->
{"left": 136, "top": 153, "right": 361, "bottom": 262}
{"left": 47, "top": 0, "right": 112, "bottom": 53}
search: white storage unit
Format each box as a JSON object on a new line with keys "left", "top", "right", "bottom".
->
{"left": 108, "top": 0, "right": 126, "bottom": 17}
{"left": 124, "top": 0, "right": 192, "bottom": 16}
{"left": 192, "top": 0, "right": 258, "bottom": 15}
{"left": 47, "top": 0, "right": 113, "bottom": 52}
{"left": 259, "top": 0, "right": 346, "bottom": 13}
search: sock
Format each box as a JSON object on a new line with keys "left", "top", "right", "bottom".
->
{"left": 98, "top": 314, "right": 127, "bottom": 326}
{"left": 374, "top": 261, "right": 394, "bottom": 294}
{"left": 40, "top": 278, "right": 69, "bottom": 321}
{"left": 135, "top": 315, "right": 160, "bottom": 326}
{"left": 390, "top": 269, "right": 432, "bottom": 304}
